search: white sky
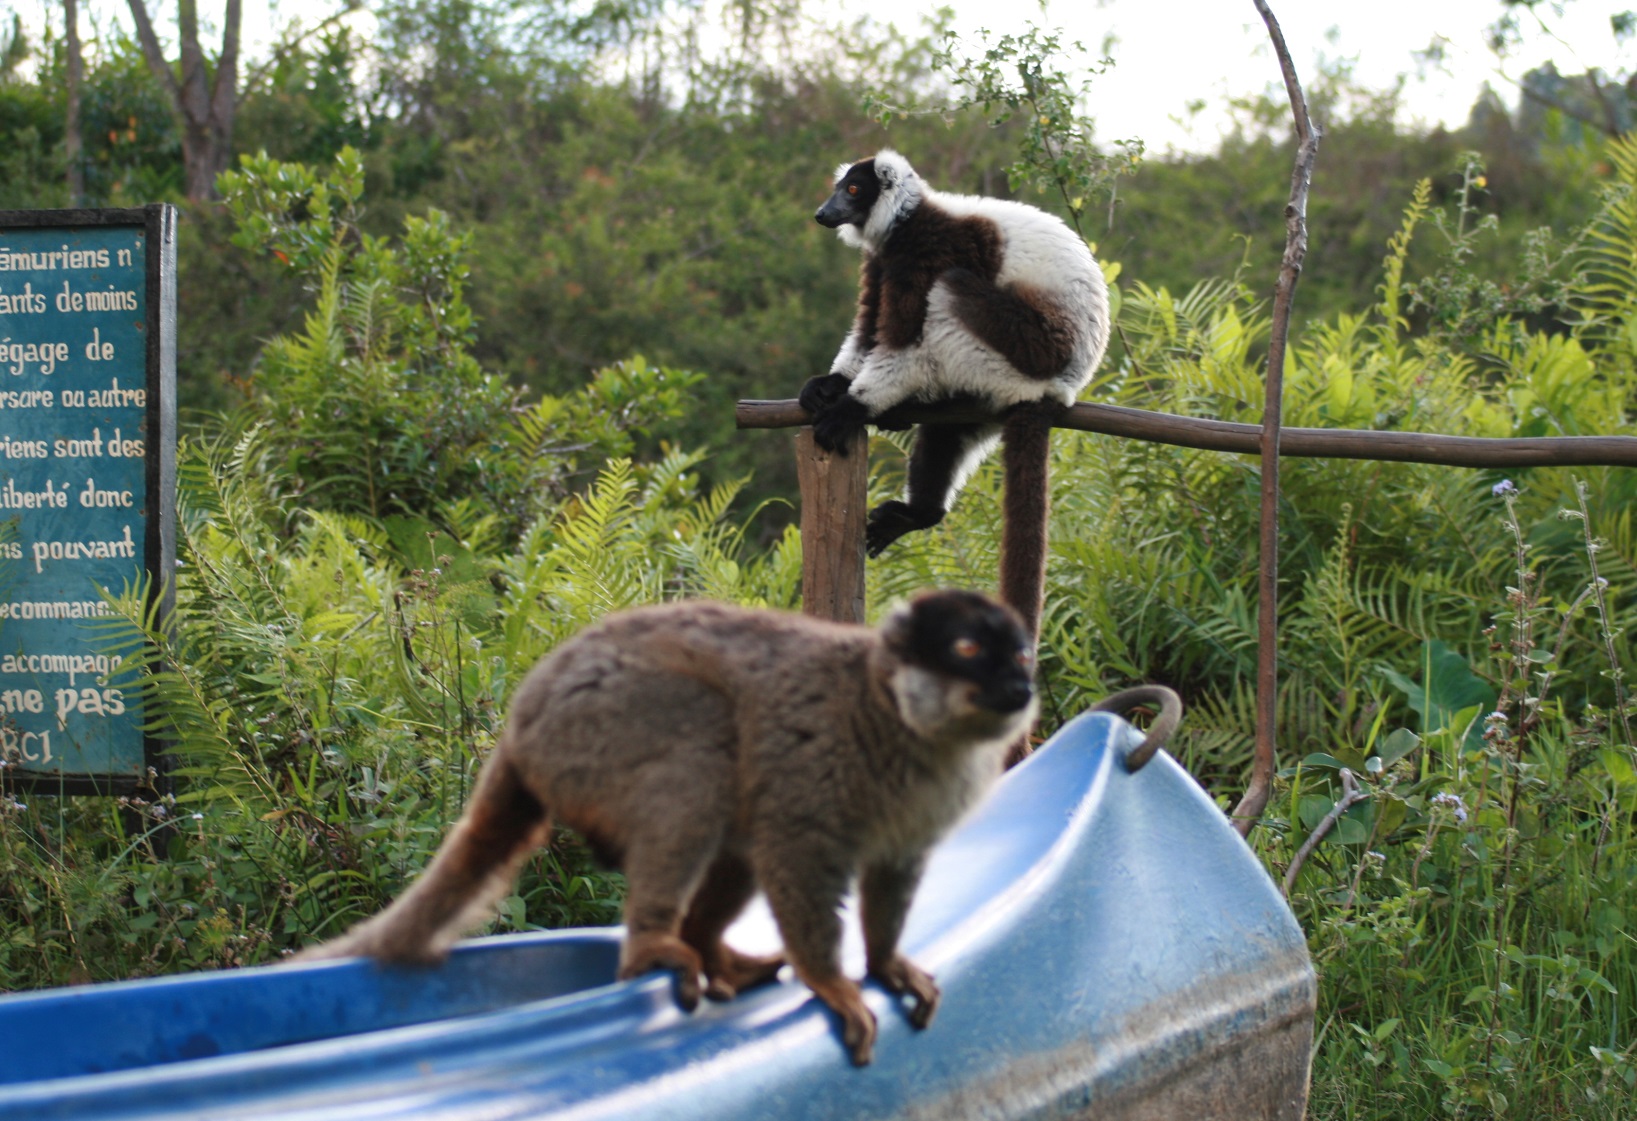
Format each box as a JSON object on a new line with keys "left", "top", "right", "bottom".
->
{"left": 13, "top": 0, "right": 1637, "bottom": 154}
{"left": 870, "top": 0, "right": 1637, "bottom": 153}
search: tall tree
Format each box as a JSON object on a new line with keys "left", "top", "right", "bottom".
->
{"left": 126, "top": 0, "right": 241, "bottom": 199}
{"left": 64, "top": 0, "right": 84, "bottom": 204}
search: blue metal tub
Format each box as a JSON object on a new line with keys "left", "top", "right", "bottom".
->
{"left": 0, "top": 710, "right": 1314, "bottom": 1120}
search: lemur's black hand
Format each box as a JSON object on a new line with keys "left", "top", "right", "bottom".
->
{"left": 799, "top": 372, "right": 853, "bottom": 415}
{"left": 811, "top": 395, "right": 871, "bottom": 455}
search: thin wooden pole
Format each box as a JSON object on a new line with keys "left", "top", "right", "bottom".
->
{"left": 795, "top": 428, "right": 868, "bottom": 623}
{"left": 1233, "top": 0, "right": 1320, "bottom": 838}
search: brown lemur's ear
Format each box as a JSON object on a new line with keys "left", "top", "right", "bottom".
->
{"left": 880, "top": 599, "right": 916, "bottom": 659}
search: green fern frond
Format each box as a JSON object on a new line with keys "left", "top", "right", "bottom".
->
{"left": 1378, "top": 177, "right": 1432, "bottom": 340}
{"left": 1581, "top": 132, "right": 1637, "bottom": 335}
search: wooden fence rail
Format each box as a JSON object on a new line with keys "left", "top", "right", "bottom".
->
{"left": 736, "top": 398, "right": 1637, "bottom": 469}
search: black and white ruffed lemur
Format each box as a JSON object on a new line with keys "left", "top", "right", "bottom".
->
{"left": 800, "top": 150, "right": 1111, "bottom": 640}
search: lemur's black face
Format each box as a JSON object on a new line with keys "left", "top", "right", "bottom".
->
{"left": 893, "top": 590, "right": 1036, "bottom": 715}
{"left": 815, "top": 159, "right": 880, "bottom": 229}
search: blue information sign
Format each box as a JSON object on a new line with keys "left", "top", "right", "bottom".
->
{"left": 0, "top": 207, "right": 176, "bottom": 792}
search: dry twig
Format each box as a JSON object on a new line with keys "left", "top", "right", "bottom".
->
{"left": 1283, "top": 769, "right": 1367, "bottom": 897}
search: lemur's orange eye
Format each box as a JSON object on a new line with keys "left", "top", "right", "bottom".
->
{"left": 847, "top": 183, "right": 859, "bottom": 196}
{"left": 1014, "top": 649, "right": 1032, "bottom": 667}
{"left": 952, "top": 637, "right": 980, "bottom": 658}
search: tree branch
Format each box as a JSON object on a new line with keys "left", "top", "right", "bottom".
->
{"left": 1230, "top": 0, "right": 1319, "bottom": 839}
{"left": 177, "top": 0, "right": 207, "bottom": 122}
{"left": 125, "top": 0, "right": 182, "bottom": 104}
{"left": 243, "top": 4, "right": 362, "bottom": 89}
{"left": 213, "top": 0, "right": 243, "bottom": 130}
{"left": 1517, "top": 80, "right": 1618, "bottom": 138}
{"left": 1583, "top": 68, "right": 1623, "bottom": 138}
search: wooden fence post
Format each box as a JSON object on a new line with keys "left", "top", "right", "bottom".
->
{"left": 796, "top": 428, "right": 867, "bottom": 623}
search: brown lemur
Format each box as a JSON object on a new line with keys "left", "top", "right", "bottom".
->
{"left": 299, "top": 590, "right": 1040, "bottom": 1066}
{"left": 801, "top": 152, "right": 1109, "bottom": 649}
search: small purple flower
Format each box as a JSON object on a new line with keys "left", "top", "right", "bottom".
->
{"left": 1431, "top": 791, "right": 1469, "bottom": 823}
{"left": 1492, "top": 479, "right": 1517, "bottom": 498}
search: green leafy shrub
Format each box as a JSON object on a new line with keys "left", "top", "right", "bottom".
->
{"left": 0, "top": 156, "right": 798, "bottom": 987}
{"left": 219, "top": 148, "right": 538, "bottom": 529}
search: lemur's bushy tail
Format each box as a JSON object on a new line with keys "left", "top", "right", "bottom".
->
{"left": 294, "top": 751, "right": 550, "bottom": 964}
{"left": 998, "top": 400, "right": 1061, "bottom": 645}
{"left": 999, "top": 400, "right": 1061, "bottom": 767}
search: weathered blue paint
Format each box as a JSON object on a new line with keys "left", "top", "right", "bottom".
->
{"left": 0, "top": 221, "right": 152, "bottom": 780}
{"left": 0, "top": 711, "right": 1315, "bottom": 1119}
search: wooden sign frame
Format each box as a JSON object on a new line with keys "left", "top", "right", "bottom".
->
{"left": 0, "top": 205, "right": 177, "bottom": 795}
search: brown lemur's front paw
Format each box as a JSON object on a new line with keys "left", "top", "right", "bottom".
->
{"left": 799, "top": 372, "right": 853, "bottom": 415}
{"left": 868, "top": 953, "right": 940, "bottom": 1030}
{"left": 804, "top": 974, "right": 878, "bottom": 1065}
{"left": 811, "top": 395, "right": 871, "bottom": 455}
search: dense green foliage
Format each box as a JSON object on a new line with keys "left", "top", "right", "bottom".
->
{"left": 1, "top": 151, "right": 801, "bottom": 980}
{"left": 4, "top": 0, "right": 1605, "bottom": 494}
{"left": 2, "top": 2, "right": 1636, "bottom": 1116}
{"left": 864, "top": 139, "right": 1637, "bottom": 1113}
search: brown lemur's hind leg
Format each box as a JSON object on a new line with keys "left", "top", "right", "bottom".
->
{"left": 680, "top": 850, "right": 786, "bottom": 1002}
{"left": 1000, "top": 400, "right": 1063, "bottom": 767}
{"left": 866, "top": 420, "right": 1000, "bottom": 557}
{"left": 296, "top": 750, "right": 551, "bottom": 963}
{"left": 613, "top": 781, "right": 739, "bottom": 1012}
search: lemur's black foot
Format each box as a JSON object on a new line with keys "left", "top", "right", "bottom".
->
{"left": 866, "top": 500, "right": 945, "bottom": 557}
{"left": 811, "top": 395, "right": 871, "bottom": 455}
{"left": 866, "top": 405, "right": 915, "bottom": 432}
{"left": 799, "top": 373, "right": 852, "bottom": 415}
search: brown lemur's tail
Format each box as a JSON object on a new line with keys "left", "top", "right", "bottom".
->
{"left": 1088, "top": 685, "right": 1185, "bottom": 772}
{"left": 998, "top": 400, "right": 1062, "bottom": 767}
{"left": 293, "top": 748, "right": 551, "bottom": 964}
